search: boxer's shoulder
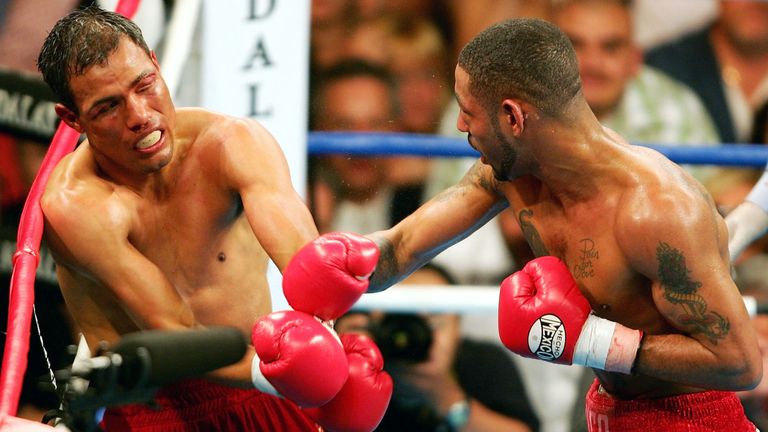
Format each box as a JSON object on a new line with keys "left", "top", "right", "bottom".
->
{"left": 616, "top": 163, "right": 710, "bottom": 227}
{"left": 176, "top": 107, "right": 261, "bottom": 131}
{"left": 42, "top": 157, "right": 141, "bottom": 268}
{"left": 176, "top": 108, "right": 269, "bottom": 150}
{"left": 43, "top": 146, "right": 122, "bottom": 217}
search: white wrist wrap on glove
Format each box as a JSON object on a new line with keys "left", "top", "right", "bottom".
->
{"left": 572, "top": 314, "right": 642, "bottom": 375}
{"left": 573, "top": 314, "right": 615, "bottom": 370}
{"left": 251, "top": 352, "right": 281, "bottom": 398}
{"left": 726, "top": 200, "right": 768, "bottom": 261}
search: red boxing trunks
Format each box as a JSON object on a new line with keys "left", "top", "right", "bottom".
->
{"left": 585, "top": 379, "right": 757, "bottom": 432}
{"left": 101, "top": 378, "right": 319, "bottom": 431}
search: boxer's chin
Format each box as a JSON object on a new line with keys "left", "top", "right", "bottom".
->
{"left": 141, "top": 151, "right": 173, "bottom": 173}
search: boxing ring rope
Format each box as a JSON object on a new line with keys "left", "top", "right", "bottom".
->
{"left": 0, "top": 0, "right": 141, "bottom": 419}
{"left": 354, "top": 286, "right": 499, "bottom": 314}
{"left": 308, "top": 131, "right": 768, "bottom": 167}
{"left": 0, "top": 124, "right": 80, "bottom": 418}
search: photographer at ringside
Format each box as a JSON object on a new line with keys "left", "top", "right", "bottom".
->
{"left": 335, "top": 263, "right": 539, "bottom": 432}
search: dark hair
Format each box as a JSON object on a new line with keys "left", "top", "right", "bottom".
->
{"left": 37, "top": 5, "right": 150, "bottom": 113}
{"left": 309, "top": 59, "right": 400, "bottom": 129}
{"left": 457, "top": 18, "right": 582, "bottom": 117}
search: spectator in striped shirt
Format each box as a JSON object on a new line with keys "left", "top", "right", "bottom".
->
{"left": 550, "top": 0, "right": 720, "bottom": 183}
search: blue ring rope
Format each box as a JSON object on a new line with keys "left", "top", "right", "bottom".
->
{"left": 308, "top": 131, "right": 768, "bottom": 167}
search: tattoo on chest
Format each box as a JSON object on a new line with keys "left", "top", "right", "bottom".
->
{"left": 518, "top": 209, "right": 549, "bottom": 257}
{"left": 572, "top": 238, "right": 598, "bottom": 279}
{"left": 656, "top": 242, "right": 729, "bottom": 344}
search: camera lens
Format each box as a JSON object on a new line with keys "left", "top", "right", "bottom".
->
{"left": 375, "top": 314, "right": 433, "bottom": 363}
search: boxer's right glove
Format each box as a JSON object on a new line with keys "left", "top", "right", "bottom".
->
{"left": 305, "top": 333, "right": 393, "bottom": 432}
{"left": 283, "top": 232, "right": 379, "bottom": 321}
{"left": 499, "top": 256, "right": 643, "bottom": 375}
{"left": 251, "top": 310, "right": 349, "bottom": 407}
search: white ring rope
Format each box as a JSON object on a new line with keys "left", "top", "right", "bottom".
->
{"left": 353, "top": 285, "right": 761, "bottom": 317}
{"left": 354, "top": 285, "right": 499, "bottom": 314}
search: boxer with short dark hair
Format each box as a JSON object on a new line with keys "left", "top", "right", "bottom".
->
{"left": 38, "top": 5, "right": 390, "bottom": 431}
{"left": 305, "top": 18, "right": 762, "bottom": 431}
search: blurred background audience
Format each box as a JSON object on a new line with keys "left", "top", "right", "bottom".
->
{"left": 309, "top": 59, "right": 425, "bottom": 233}
{"left": 645, "top": 0, "right": 768, "bottom": 144}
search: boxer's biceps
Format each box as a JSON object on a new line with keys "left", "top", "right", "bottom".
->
{"left": 641, "top": 216, "right": 763, "bottom": 383}
{"left": 240, "top": 186, "right": 317, "bottom": 270}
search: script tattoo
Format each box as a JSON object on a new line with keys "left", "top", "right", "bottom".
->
{"left": 657, "top": 242, "right": 729, "bottom": 344}
{"left": 572, "top": 238, "right": 598, "bottom": 279}
{"left": 518, "top": 209, "right": 549, "bottom": 257}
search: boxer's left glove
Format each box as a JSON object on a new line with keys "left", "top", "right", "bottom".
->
{"left": 305, "top": 333, "right": 393, "bottom": 432}
{"left": 284, "top": 232, "right": 379, "bottom": 321}
{"left": 499, "top": 256, "right": 643, "bottom": 374}
{"left": 251, "top": 310, "right": 349, "bottom": 407}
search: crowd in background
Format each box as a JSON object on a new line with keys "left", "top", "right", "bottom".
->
{"left": 3, "top": 0, "right": 768, "bottom": 431}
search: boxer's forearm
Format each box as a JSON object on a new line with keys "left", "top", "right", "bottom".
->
{"left": 366, "top": 234, "right": 400, "bottom": 293}
{"left": 366, "top": 233, "right": 428, "bottom": 293}
{"left": 631, "top": 333, "right": 761, "bottom": 391}
{"left": 206, "top": 347, "right": 258, "bottom": 389}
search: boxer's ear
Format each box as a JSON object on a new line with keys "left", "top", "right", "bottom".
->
{"left": 150, "top": 50, "right": 160, "bottom": 69}
{"left": 502, "top": 99, "right": 525, "bottom": 136}
{"left": 55, "top": 103, "right": 83, "bottom": 133}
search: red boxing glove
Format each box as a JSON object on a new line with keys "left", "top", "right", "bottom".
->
{"left": 305, "top": 334, "right": 393, "bottom": 432}
{"left": 284, "top": 232, "right": 379, "bottom": 321}
{"left": 499, "top": 256, "right": 643, "bottom": 374}
{"left": 251, "top": 310, "right": 349, "bottom": 407}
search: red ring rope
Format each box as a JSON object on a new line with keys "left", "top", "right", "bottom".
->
{"left": 0, "top": 0, "right": 141, "bottom": 417}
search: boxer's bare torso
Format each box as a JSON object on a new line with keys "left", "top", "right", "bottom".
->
{"left": 39, "top": 36, "right": 318, "bottom": 385}
{"left": 500, "top": 139, "right": 735, "bottom": 399}
{"left": 372, "top": 123, "right": 756, "bottom": 399}
{"left": 43, "top": 109, "right": 291, "bottom": 353}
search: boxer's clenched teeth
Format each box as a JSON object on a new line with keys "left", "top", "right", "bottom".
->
{"left": 136, "top": 130, "right": 161, "bottom": 149}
